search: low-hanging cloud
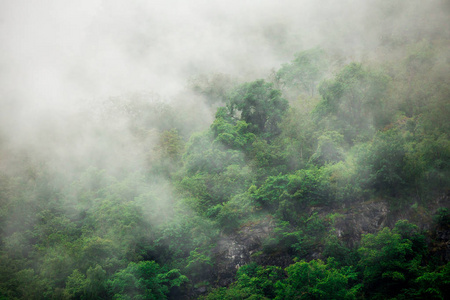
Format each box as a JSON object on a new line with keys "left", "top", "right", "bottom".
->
{"left": 1, "top": 0, "right": 449, "bottom": 174}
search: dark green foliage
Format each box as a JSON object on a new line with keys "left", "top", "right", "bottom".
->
{"left": 251, "top": 167, "right": 332, "bottom": 214}
{"left": 358, "top": 221, "right": 427, "bottom": 299}
{"left": 155, "top": 212, "right": 218, "bottom": 262}
{"left": 200, "top": 263, "right": 284, "bottom": 300}
{"left": 276, "top": 259, "right": 360, "bottom": 300}
{"left": 184, "top": 248, "right": 213, "bottom": 281}
{"left": 415, "top": 262, "right": 450, "bottom": 299}
{"left": 323, "top": 231, "right": 358, "bottom": 266}
{"left": 275, "top": 101, "right": 317, "bottom": 171}
{"left": 234, "top": 263, "right": 284, "bottom": 299}
{"left": 433, "top": 208, "right": 450, "bottom": 228}
{"left": 405, "top": 132, "right": 450, "bottom": 198}
{"left": 65, "top": 265, "right": 107, "bottom": 299}
{"left": 107, "top": 261, "right": 187, "bottom": 300}
{"left": 366, "top": 129, "right": 408, "bottom": 196}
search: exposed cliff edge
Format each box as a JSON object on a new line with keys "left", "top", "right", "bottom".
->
{"left": 205, "top": 194, "right": 450, "bottom": 295}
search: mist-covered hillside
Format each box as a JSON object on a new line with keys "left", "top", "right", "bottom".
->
{"left": 1, "top": 1, "right": 449, "bottom": 299}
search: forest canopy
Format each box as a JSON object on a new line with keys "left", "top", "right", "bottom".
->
{"left": 0, "top": 0, "right": 449, "bottom": 299}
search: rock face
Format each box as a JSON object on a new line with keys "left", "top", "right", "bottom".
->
{"left": 332, "top": 201, "right": 389, "bottom": 247}
{"left": 208, "top": 195, "right": 450, "bottom": 293}
{"left": 210, "top": 201, "right": 392, "bottom": 287}
{"left": 211, "top": 218, "right": 292, "bottom": 287}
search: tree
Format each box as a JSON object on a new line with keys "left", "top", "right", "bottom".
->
{"left": 309, "top": 131, "right": 345, "bottom": 166}
{"left": 277, "top": 48, "right": 329, "bottom": 97}
{"left": 108, "top": 261, "right": 187, "bottom": 300}
{"left": 228, "top": 80, "right": 288, "bottom": 139}
{"left": 358, "top": 221, "right": 427, "bottom": 299}
{"left": 316, "top": 63, "right": 390, "bottom": 143}
{"left": 65, "top": 265, "right": 107, "bottom": 299}
{"left": 275, "top": 259, "right": 360, "bottom": 300}
{"left": 366, "top": 129, "right": 408, "bottom": 197}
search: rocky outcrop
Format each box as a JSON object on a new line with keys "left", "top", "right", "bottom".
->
{"left": 332, "top": 201, "right": 389, "bottom": 247}
{"left": 208, "top": 195, "right": 450, "bottom": 293}
{"left": 211, "top": 217, "right": 292, "bottom": 287}
{"left": 210, "top": 200, "right": 393, "bottom": 288}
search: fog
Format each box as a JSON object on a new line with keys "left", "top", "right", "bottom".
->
{"left": 1, "top": 0, "right": 449, "bottom": 174}
{"left": 0, "top": 1, "right": 449, "bottom": 297}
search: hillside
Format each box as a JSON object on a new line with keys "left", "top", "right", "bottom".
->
{"left": 1, "top": 1, "right": 450, "bottom": 299}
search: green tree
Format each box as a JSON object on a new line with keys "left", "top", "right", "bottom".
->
{"left": 366, "top": 129, "right": 408, "bottom": 197}
{"left": 415, "top": 262, "right": 450, "bottom": 299}
{"left": 277, "top": 48, "right": 329, "bottom": 97}
{"left": 275, "top": 259, "right": 360, "bottom": 300}
{"left": 309, "top": 131, "right": 345, "bottom": 166}
{"left": 358, "top": 221, "right": 427, "bottom": 299}
{"left": 65, "top": 265, "right": 107, "bottom": 299}
{"left": 316, "top": 63, "right": 390, "bottom": 143}
{"left": 108, "top": 261, "right": 187, "bottom": 300}
{"left": 228, "top": 80, "right": 288, "bottom": 139}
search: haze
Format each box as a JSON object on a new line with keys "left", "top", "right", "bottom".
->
{"left": 1, "top": 0, "right": 449, "bottom": 172}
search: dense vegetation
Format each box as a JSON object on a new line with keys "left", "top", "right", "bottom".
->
{"left": 1, "top": 33, "right": 450, "bottom": 300}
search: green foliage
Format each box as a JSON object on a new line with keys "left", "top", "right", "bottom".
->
{"left": 287, "top": 168, "right": 332, "bottom": 207}
{"left": 155, "top": 211, "right": 218, "bottom": 262}
{"left": 251, "top": 167, "right": 332, "bottom": 214}
{"left": 358, "top": 220, "right": 427, "bottom": 298}
{"left": 316, "top": 63, "right": 391, "bottom": 143}
{"left": 404, "top": 132, "right": 450, "bottom": 198}
{"left": 324, "top": 159, "right": 369, "bottom": 203}
{"left": 179, "top": 164, "right": 252, "bottom": 211}
{"left": 1, "top": 39, "right": 449, "bottom": 300}
{"left": 211, "top": 111, "right": 256, "bottom": 151}
{"left": 184, "top": 248, "right": 213, "bottom": 281}
{"left": 200, "top": 263, "right": 284, "bottom": 300}
{"left": 323, "top": 231, "right": 358, "bottom": 266}
{"left": 367, "top": 129, "right": 408, "bottom": 196}
{"left": 235, "top": 263, "right": 284, "bottom": 299}
{"left": 228, "top": 80, "right": 288, "bottom": 139}
{"left": 415, "top": 262, "right": 450, "bottom": 299}
{"left": 65, "top": 269, "right": 88, "bottom": 299}
{"left": 182, "top": 131, "right": 245, "bottom": 175}
{"left": 275, "top": 101, "right": 317, "bottom": 171}
{"left": 203, "top": 259, "right": 360, "bottom": 300}
{"left": 248, "top": 137, "right": 288, "bottom": 183}
{"left": 262, "top": 221, "right": 305, "bottom": 256}
{"left": 309, "top": 131, "right": 345, "bottom": 166}
{"left": 65, "top": 265, "right": 107, "bottom": 299}
{"left": 277, "top": 48, "right": 329, "bottom": 97}
{"left": 151, "top": 129, "right": 185, "bottom": 177}
{"left": 433, "top": 208, "right": 450, "bottom": 228}
{"left": 159, "top": 129, "right": 184, "bottom": 161}
{"left": 215, "top": 202, "right": 241, "bottom": 233}
{"left": 251, "top": 174, "right": 289, "bottom": 210}
{"left": 108, "top": 261, "right": 187, "bottom": 300}
{"left": 275, "top": 259, "right": 360, "bottom": 300}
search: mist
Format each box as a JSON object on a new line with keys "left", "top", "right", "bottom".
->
{"left": 1, "top": 0, "right": 450, "bottom": 298}
{"left": 2, "top": 0, "right": 449, "bottom": 167}
{"left": 0, "top": 0, "right": 448, "bottom": 227}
